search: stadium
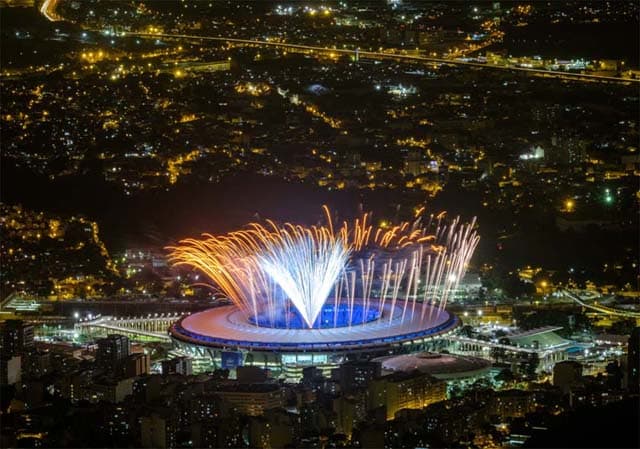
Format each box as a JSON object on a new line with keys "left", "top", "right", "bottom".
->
{"left": 168, "top": 207, "right": 479, "bottom": 378}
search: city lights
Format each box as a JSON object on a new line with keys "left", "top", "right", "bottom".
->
{"left": 2, "top": 0, "right": 638, "bottom": 446}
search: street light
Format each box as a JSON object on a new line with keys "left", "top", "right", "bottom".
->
{"left": 564, "top": 199, "right": 575, "bottom": 212}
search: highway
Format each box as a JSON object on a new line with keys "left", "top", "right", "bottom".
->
{"left": 126, "top": 31, "right": 638, "bottom": 85}
{"left": 40, "top": 0, "right": 61, "bottom": 22}
{"left": 75, "top": 314, "right": 178, "bottom": 342}
{"left": 39, "top": 0, "right": 636, "bottom": 85}
{"left": 562, "top": 290, "right": 640, "bottom": 318}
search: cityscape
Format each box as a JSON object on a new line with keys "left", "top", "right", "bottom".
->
{"left": 0, "top": 1, "right": 638, "bottom": 448}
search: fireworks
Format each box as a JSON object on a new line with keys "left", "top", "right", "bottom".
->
{"left": 168, "top": 207, "right": 479, "bottom": 329}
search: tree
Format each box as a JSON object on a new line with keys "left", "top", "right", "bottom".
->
{"left": 504, "top": 276, "right": 536, "bottom": 298}
{"left": 495, "top": 368, "right": 516, "bottom": 384}
{"left": 459, "top": 325, "right": 474, "bottom": 338}
{"left": 491, "top": 337, "right": 513, "bottom": 363}
{"left": 609, "top": 319, "right": 636, "bottom": 336}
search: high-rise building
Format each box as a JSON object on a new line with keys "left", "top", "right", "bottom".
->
{"left": 0, "top": 320, "right": 34, "bottom": 357}
{"left": 336, "top": 361, "right": 381, "bottom": 392}
{"left": 628, "top": 327, "right": 640, "bottom": 393}
{"left": 96, "top": 334, "right": 130, "bottom": 367}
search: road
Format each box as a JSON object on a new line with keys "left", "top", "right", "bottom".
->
{"left": 39, "top": 0, "right": 636, "bottom": 85}
{"left": 562, "top": 290, "right": 640, "bottom": 318}
{"left": 127, "top": 31, "right": 638, "bottom": 85}
{"left": 40, "top": 0, "right": 61, "bottom": 22}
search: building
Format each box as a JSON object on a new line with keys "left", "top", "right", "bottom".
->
{"left": 489, "top": 389, "right": 537, "bottom": 418}
{"left": 0, "top": 356, "right": 21, "bottom": 385}
{"left": 237, "top": 365, "right": 268, "bottom": 383}
{"left": 424, "top": 401, "right": 481, "bottom": 444}
{"left": 353, "top": 422, "right": 385, "bottom": 448}
{"left": 133, "top": 375, "right": 164, "bottom": 403}
{"left": 553, "top": 361, "right": 583, "bottom": 393}
{"left": 140, "top": 412, "right": 178, "bottom": 449}
{"left": 23, "top": 350, "right": 51, "bottom": 378}
{"left": 85, "top": 377, "right": 135, "bottom": 403}
{"left": 166, "top": 60, "right": 231, "bottom": 75}
{"left": 190, "top": 415, "right": 243, "bottom": 448}
{"left": 248, "top": 409, "right": 295, "bottom": 448}
{"left": 376, "top": 352, "right": 492, "bottom": 393}
{"left": 336, "top": 360, "right": 381, "bottom": 392}
{"left": 170, "top": 305, "right": 459, "bottom": 381}
{"left": 448, "top": 328, "right": 570, "bottom": 374}
{"left": 161, "top": 356, "right": 192, "bottom": 376}
{"left": 102, "top": 405, "right": 130, "bottom": 443}
{"left": 214, "top": 383, "right": 284, "bottom": 416}
{"left": 190, "top": 421, "right": 220, "bottom": 449}
{"left": 333, "top": 394, "right": 366, "bottom": 438}
{"left": 124, "top": 353, "right": 150, "bottom": 378}
{"left": 301, "top": 366, "right": 323, "bottom": 388}
{"left": 368, "top": 371, "right": 446, "bottom": 420}
{"left": 403, "top": 149, "right": 427, "bottom": 176}
{"left": 628, "top": 327, "right": 639, "bottom": 393}
{"left": 96, "top": 334, "right": 130, "bottom": 367}
{"left": 0, "top": 320, "right": 34, "bottom": 357}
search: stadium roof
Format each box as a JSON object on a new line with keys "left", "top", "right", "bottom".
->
{"left": 172, "top": 303, "right": 459, "bottom": 352}
{"left": 508, "top": 326, "right": 571, "bottom": 349}
{"left": 376, "top": 352, "right": 492, "bottom": 380}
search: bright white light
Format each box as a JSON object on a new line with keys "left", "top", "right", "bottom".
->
{"left": 448, "top": 274, "right": 457, "bottom": 283}
{"left": 259, "top": 234, "right": 349, "bottom": 328}
{"left": 73, "top": 312, "right": 79, "bottom": 319}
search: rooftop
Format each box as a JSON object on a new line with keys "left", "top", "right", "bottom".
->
{"left": 375, "top": 352, "right": 492, "bottom": 380}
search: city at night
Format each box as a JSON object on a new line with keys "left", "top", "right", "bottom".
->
{"left": 0, "top": 1, "right": 638, "bottom": 448}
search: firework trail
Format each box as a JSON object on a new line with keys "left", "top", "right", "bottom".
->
{"left": 168, "top": 207, "right": 479, "bottom": 329}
